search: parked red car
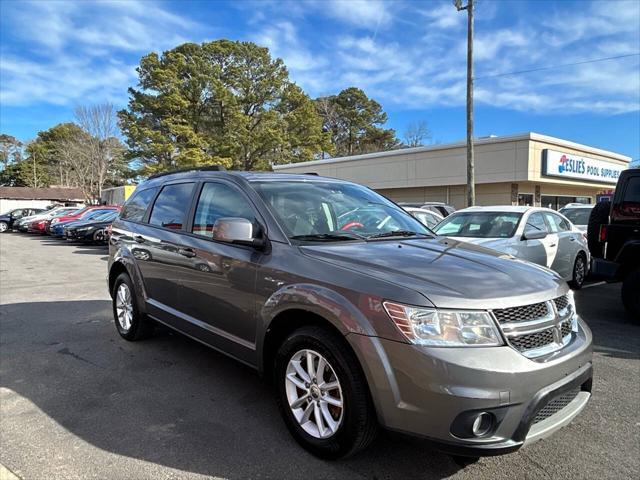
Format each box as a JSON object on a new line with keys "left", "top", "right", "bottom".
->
{"left": 27, "top": 218, "right": 52, "bottom": 234}
{"left": 46, "top": 205, "right": 119, "bottom": 234}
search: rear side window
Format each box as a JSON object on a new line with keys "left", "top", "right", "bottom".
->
{"left": 149, "top": 183, "right": 195, "bottom": 230}
{"left": 192, "top": 183, "right": 256, "bottom": 238}
{"left": 121, "top": 187, "right": 158, "bottom": 222}
{"left": 544, "top": 213, "right": 570, "bottom": 232}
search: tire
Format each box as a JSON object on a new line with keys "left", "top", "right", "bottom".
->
{"left": 274, "top": 326, "right": 377, "bottom": 459}
{"left": 587, "top": 201, "right": 610, "bottom": 259}
{"left": 112, "top": 273, "right": 154, "bottom": 341}
{"left": 569, "top": 253, "right": 587, "bottom": 290}
{"left": 0, "top": 221, "right": 8, "bottom": 233}
{"left": 621, "top": 269, "right": 640, "bottom": 320}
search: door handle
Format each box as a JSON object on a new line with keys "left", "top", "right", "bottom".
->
{"left": 550, "top": 244, "right": 557, "bottom": 247}
{"left": 570, "top": 237, "right": 576, "bottom": 241}
{"left": 178, "top": 248, "right": 197, "bottom": 258}
{"left": 133, "top": 235, "right": 146, "bottom": 243}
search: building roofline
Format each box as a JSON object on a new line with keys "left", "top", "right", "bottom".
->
{"left": 273, "top": 132, "right": 631, "bottom": 170}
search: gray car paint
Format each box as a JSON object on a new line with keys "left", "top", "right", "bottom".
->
{"left": 108, "top": 171, "right": 593, "bottom": 455}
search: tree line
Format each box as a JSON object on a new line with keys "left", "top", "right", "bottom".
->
{"left": 1, "top": 40, "right": 431, "bottom": 200}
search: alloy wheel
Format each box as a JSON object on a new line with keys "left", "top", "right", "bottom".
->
{"left": 0, "top": 222, "right": 7, "bottom": 233}
{"left": 115, "top": 283, "right": 134, "bottom": 331}
{"left": 285, "top": 349, "right": 344, "bottom": 439}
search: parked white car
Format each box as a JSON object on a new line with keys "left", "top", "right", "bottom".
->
{"left": 558, "top": 203, "right": 595, "bottom": 232}
{"left": 433, "top": 206, "right": 590, "bottom": 288}
{"left": 402, "top": 207, "right": 443, "bottom": 229}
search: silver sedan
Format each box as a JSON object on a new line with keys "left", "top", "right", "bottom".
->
{"left": 433, "top": 206, "right": 590, "bottom": 288}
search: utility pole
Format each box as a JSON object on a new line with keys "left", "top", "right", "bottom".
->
{"left": 455, "top": 0, "right": 475, "bottom": 206}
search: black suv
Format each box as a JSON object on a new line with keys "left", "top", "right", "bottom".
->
{"left": 590, "top": 168, "right": 640, "bottom": 318}
{"left": 108, "top": 168, "right": 592, "bottom": 459}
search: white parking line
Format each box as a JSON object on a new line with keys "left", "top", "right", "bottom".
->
{"left": 582, "top": 281, "right": 606, "bottom": 289}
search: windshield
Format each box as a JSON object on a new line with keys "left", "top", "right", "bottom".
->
{"left": 433, "top": 212, "right": 522, "bottom": 238}
{"left": 251, "top": 180, "right": 430, "bottom": 240}
{"left": 559, "top": 208, "right": 592, "bottom": 225}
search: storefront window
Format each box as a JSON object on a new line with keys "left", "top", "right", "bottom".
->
{"left": 541, "top": 195, "right": 592, "bottom": 210}
{"left": 518, "top": 194, "right": 533, "bottom": 206}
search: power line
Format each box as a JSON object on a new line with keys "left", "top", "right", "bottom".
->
{"left": 476, "top": 53, "right": 640, "bottom": 80}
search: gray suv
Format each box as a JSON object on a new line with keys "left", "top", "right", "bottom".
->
{"left": 108, "top": 168, "right": 593, "bottom": 459}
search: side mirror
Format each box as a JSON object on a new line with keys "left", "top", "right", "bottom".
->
{"left": 522, "top": 229, "right": 547, "bottom": 240}
{"left": 212, "top": 217, "right": 265, "bottom": 249}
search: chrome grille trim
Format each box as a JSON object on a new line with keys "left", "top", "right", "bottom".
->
{"left": 491, "top": 295, "right": 575, "bottom": 358}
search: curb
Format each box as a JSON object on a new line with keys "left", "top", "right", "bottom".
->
{"left": 0, "top": 464, "right": 20, "bottom": 480}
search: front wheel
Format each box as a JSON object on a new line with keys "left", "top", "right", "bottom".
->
{"left": 274, "top": 326, "right": 377, "bottom": 459}
{"left": 112, "top": 273, "right": 154, "bottom": 340}
{"left": 621, "top": 269, "right": 640, "bottom": 320}
{"left": 569, "top": 254, "right": 587, "bottom": 290}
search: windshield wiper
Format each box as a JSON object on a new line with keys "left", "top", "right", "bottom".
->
{"left": 367, "top": 230, "right": 426, "bottom": 239}
{"left": 291, "top": 232, "right": 365, "bottom": 242}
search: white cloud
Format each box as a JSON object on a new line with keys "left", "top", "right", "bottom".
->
{"left": 324, "top": 0, "right": 394, "bottom": 29}
{"left": 0, "top": 0, "right": 199, "bottom": 107}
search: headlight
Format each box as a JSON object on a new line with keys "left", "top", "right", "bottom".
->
{"left": 383, "top": 302, "right": 504, "bottom": 347}
{"left": 51, "top": 218, "right": 60, "bottom": 224}
{"left": 77, "top": 226, "right": 94, "bottom": 233}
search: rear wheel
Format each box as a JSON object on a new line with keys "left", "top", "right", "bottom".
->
{"left": 621, "top": 269, "right": 640, "bottom": 320}
{"left": 569, "top": 253, "right": 587, "bottom": 290}
{"left": 112, "top": 273, "right": 154, "bottom": 340}
{"left": 587, "top": 201, "right": 610, "bottom": 259}
{"left": 0, "top": 221, "right": 8, "bottom": 233}
{"left": 274, "top": 326, "right": 377, "bottom": 459}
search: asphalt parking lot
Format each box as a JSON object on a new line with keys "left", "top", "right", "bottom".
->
{"left": 1, "top": 232, "right": 638, "bottom": 480}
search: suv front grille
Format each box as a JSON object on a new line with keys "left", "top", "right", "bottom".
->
{"left": 554, "top": 296, "right": 569, "bottom": 312}
{"left": 533, "top": 388, "right": 581, "bottom": 424}
{"left": 493, "top": 301, "right": 549, "bottom": 324}
{"left": 509, "top": 329, "right": 555, "bottom": 351}
{"left": 492, "top": 295, "right": 573, "bottom": 358}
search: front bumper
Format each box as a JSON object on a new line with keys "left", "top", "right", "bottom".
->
{"left": 347, "top": 318, "right": 593, "bottom": 456}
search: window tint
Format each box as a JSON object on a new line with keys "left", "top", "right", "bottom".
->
{"left": 121, "top": 187, "right": 159, "bottom": 222}
{"left": 544, "top": 213, "right": 570, "bottom": 232}
{"left": 623, "top": 177, "right": 640, "bottom": 203}
{"left": 192, "top": 183, "right": 256, "bottom": 238}
{"left": 525, "top": 212, "right": 547, "bottom": 234}
{"left": 149, "top": 183, "right": 195, "bottom": 230}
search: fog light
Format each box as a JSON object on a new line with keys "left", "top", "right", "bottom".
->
{"left": 471, "top": 412, "right": 493, "bottom": 437}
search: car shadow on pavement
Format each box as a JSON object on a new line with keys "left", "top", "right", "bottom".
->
{"left": 575, "top": 285, "right": 640, "bottom": 360}
{"left": 0, "top": 300, "right": 463, "bottom": 480}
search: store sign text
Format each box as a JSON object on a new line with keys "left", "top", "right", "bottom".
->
{"left": 542, "top": 149, "right": 625, "bottom": 184}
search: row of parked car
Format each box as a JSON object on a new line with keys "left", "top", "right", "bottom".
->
{"left": 0, "top": 204, "right": 121, "bottom": 243}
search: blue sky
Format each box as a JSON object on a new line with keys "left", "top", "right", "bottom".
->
{"left": 1, "top": 0, "right": 639, "bottom": 159}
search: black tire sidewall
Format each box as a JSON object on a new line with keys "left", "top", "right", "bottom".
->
{"left": 112, "top": 273, "right": 144, "bottom": 340}
{"left": 571, "top": 254, "right": 586, "bottom": 289}
{"left": 274, "top": 328, "right": 369, "bottom": 459}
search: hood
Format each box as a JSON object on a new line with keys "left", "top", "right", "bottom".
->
{"left": 445, "top": 236, "right": 515, "bottom": 252}
{"left": 300, "top": 236, "right": 566, "bottom": 310}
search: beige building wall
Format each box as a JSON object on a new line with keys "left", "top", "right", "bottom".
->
{"left": 274, "top": 132, "right": 631, "bottom": 209}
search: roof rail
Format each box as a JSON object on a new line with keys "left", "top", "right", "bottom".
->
{"left": 147, "top": 165, "right": 226, "bottom": 180}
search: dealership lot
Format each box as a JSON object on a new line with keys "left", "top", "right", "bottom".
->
{"left": 0, "top": 233, "right": 638, "bottom": 480}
